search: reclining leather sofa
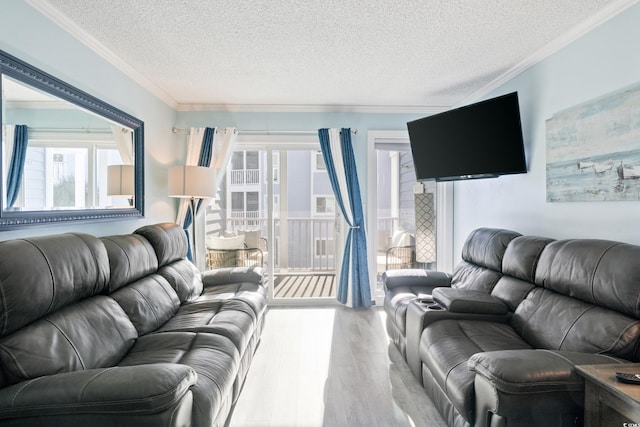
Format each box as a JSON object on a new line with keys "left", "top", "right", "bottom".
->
{"left": 384, "top": 227, "right": 640, "bottom": 426}
{"left": 0, "top": 222, "right": 267, "bottom": 427}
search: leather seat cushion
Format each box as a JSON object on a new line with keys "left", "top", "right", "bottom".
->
{"left": 110, "top": 273, "right": 181, "bottom": 336}
{"left": 119, "top": 331, "right": 239, "bottom": 427}
{"left": 156, "top": 300, "right": 256, "bottom": 354}
{"left": 197, "top": 282, "right": 267, "bottom": 322}
{"left": 420, "top": 320, "right": 532, "bottom": 422}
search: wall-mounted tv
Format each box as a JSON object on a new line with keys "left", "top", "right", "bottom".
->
{"left": 407, "top": 92, "right": 527, "bottom": 182}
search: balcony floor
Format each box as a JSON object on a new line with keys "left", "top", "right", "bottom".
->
{"left": 274, "top": 273, "right": 336, "bottom": 298}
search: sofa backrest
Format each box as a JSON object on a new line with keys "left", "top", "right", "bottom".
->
{"left": 451, "top": 228, "right": 521, "bottom": 292}
{"left": 490, "top": 235, "right": 554, "bottom": 311}
{"left": 511, "top": 239, "right": 640, "bottom": 360}
{"left": 0, "top": 233, "right": 138, "bottom": 388}
{"left": 101, "top": 234, "right": 182, "bottom": 336}
{"left": 0, "top": 233, "right": 110, "bottom": 337}
{"left": 135, "top": 223, "right": 203, "bottom": 303}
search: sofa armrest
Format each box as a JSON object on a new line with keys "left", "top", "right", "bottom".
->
{"left": 202, "top": 266, "right": 265, "bottom": 288}
{"left": 405, "top": 299, "right": 510, "bottom": 381}
{"left": 0, "top": 364, "right": 196, "bottom": 422}
{"left": 468, "top": 350, "right": 627, "bottom": 426}
{"left": 432, "top": 288, "right": 508, "bottom": 315}
{"left": 382, "top": 269, "right": 451, "bottom": 292}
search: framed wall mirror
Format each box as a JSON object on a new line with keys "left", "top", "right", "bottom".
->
{"left": 0, "top": 49, "right": 144, "bottom": 229}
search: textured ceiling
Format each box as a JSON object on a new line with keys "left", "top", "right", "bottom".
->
{"left": 34, "top": 0, "right": 635, "bottom": 111}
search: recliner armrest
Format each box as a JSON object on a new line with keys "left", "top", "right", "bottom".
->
{"left": 0, "top": 364, "right": 196, "bottom": 421}
{"left": 382, "top": 269, "right": 451, "bottom": 292}
{"left": 432, "top": 288, "right": 508, "bottom": 315}
{"left": 468, "top": 350, "right": 627, "bottom": 426}
{"left": 202, "top": 266, "right": 265, "bottom": 287}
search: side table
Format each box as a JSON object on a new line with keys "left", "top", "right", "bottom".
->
{"left": 576, "top": 363, "right": 640, "bottom": 427}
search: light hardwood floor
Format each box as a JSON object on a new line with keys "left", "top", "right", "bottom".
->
{"left": 228, "top": 306, "right": 446, "bottom": 427}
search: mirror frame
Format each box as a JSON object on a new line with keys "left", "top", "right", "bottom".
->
{"left": 0, "top": 49, "right": 144, "bottom": 229}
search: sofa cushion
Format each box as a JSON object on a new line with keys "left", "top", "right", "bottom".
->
{"left": 535, "top": 239, "right": 640, "bottom": 318}
{"left": 110, "top": 274, "right": 181, "bottom": 336}
{"left": 158, "top": 259, "right": 204, "bottom": 303}
{"left": 501, "top": 235, "right": 554, "bottom": 282}
{"left": 119, "top": 331, "right": 239, "bottom": 427}
{"left": 135, "top": 223, "right": 189, "bottom": 267}
{"left": 156, "top": 301, "right": 256, "bottom": 354}
{"left": 420, "top": 319, "right": 532, "bottom": 422}
{"left": 0, "top": 233, "right": 109, "bottom": 337}
{"left": 101, "top": 234, "right": 159, "bottom": 292}
{"left": 197, "top": 282, "right": 267, "bottom": 323}
{"left": 0, "top": 296, "right": 137, "bottom": 387}
{"left": 511, "top": 287, "right": 640, "bottom": 359}
{"left": 460, "top": 228, "right": 521, "bottom": 272}
{"left": 450, "top": 261, "right": 502, "bottom": 292}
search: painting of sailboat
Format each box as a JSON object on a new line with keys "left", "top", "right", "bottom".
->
{"left": 546, "top": 82, "right": 640, "bottom": 202}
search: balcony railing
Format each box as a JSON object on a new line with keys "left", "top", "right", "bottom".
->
{"left": 225, "top": 216, "right": 335, "bottom": 272}
{"left": 229, "top": 169, "right": 260, "bottom": 185}
{"left": 222, "top": 216, "right": 400, "bottom": 274}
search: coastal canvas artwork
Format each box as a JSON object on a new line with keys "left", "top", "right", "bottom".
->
{"left": 546, "top": 83, "right": 640, "bottom": 202}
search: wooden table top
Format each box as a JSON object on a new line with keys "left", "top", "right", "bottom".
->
{"left": 576, "top": 363, "right": 640, "bottom": 404}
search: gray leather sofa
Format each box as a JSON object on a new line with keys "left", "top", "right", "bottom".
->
{"left": 384, "top": 228, "right": 640, "bottom": 426}
{"left": 0, "top": 222, "right": 267, "bottom": 427}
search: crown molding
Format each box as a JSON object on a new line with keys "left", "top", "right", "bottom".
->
{"left": 175, "top": 103, "right": 448, "bottom": 114}
{"left": 28, "top": 0, "right": 179, "bottom": 109}
{"left": 455, "top": 0, "right": 640, "bottom": 107}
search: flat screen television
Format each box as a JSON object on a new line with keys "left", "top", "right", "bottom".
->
{"left": 407, "top": 92, "right": 527, "bottom": 182}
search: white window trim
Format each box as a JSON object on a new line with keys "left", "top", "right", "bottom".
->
{"left": 367, "top": 130, "right": 454, "bottom": 305}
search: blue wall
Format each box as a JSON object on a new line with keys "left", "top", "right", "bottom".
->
{"left": 452, "top": 2, "right": 640, "bottom": 258}
{"left": 0, "top": 0, "right": 178, "bottom": 240}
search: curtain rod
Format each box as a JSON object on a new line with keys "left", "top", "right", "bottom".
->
{"left": 171, "top": 127, "right": 358, "bottom": 135}
{"left": 27, "top": 127, "right": 113, "bottom": 133}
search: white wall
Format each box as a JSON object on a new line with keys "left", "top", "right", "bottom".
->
{"left": 453, "top": 3, "right": 640, "bottom": 259}
{"left": 0, "top": 0, "right": 179, "bottom": 240}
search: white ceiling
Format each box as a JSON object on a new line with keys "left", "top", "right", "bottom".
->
{"left": 30, "top": 0, "right": 637, "bottom": 112}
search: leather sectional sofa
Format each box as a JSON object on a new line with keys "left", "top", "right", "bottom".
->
{"left": 384, "top": 227, "right": 640, "bottom": 426}
{"left": 0, "top": 222, "right": 267, "bottom": 427}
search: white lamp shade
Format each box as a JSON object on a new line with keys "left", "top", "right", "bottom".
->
{"left": 107, "top": 164, "right": 135, "bottom": 197}
{"left": 168, "top": 165, "right": 217, "bottom": 198}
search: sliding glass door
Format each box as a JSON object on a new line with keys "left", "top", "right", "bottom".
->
{"left": 205, "top": 138, "right": 339, "bottom": 305}
{"left": 367, "top": 131, "right": 453, "bottom": 305}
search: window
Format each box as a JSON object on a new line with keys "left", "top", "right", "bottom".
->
{"left": 314, "top": 152, "right": 326, "bottom": 170}
{"left": 231, "top": 152, "right": 244, "bottom": 170}
{"left": 246, "top": 191, "right": 259, "bottom": 212}
{"left": 231, "top": 192, "right": 244, "bottom": 211}
{"left": 246, "top": 151, "right": 259, "bottom": 169}
{"left": 20, "top": 137, "right": 121, "bottom": 210}
{"left": 315, "top": 196, "right": 335, "bottom": 215}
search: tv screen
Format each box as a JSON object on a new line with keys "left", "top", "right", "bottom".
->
{"left": 407, "top": 92, "right": 527, "bottom": 182}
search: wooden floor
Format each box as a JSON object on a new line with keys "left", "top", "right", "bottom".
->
{"left": 228, "top": 307, "right": 446, "bottom": 427}
{"left": 273, "top": 274, "right": 336, "bottom": 298}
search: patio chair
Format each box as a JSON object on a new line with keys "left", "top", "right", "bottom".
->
{"left": 385, "top": 230, "right": 416, "bottom": 270}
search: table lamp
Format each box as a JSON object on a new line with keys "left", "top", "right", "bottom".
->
{"left": 107, "top": 164, "right": 135, "bottom": 206}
